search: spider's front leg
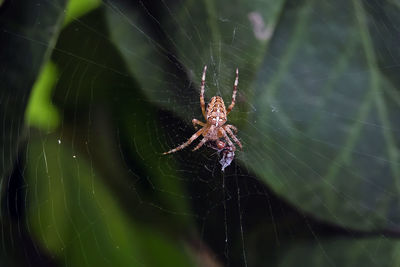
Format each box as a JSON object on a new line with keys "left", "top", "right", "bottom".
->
{"left": 226, "top": 68, "right": 238, "bottom": 115}
{"left": 200, "top": 65, "right": 207, "bottom": 119}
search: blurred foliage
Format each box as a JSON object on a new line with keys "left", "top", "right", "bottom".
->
{"left": 64, "top": 0, "right": 101, "bottom": 26}
{"left": 277, "top": 237, "right": 400, "bottom": 267}
{"left": 27, "top": 133, "right": 193, "bottom": 266}
{"left": 0, "top": 0, "right": 66, "bottom": 183}
{"left": 25, "top": 62, "right": 60, "bottom": 131}
{"left": 2, "top": 0, "right": 400, "bottom": 266}
{"left": 25, "top": 0, "right": 102, "bottom": 132}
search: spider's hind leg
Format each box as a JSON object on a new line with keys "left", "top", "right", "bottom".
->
{"left": 225, "top": 126, "right": 242, "bottom": 150}
{"left": 219, "top": 128, "right": 236, "bottom": 151}
{"left": 192, "top": 137, "right": 208, "bottom": 151}
{"left": 163, "top": 127, "right": 205, "bottom": 155}
{"left": 225, "top": 124, "right": 238, "bottom": 133}
{"left": 192, "top": 119, "right": 205, "bottom": 130}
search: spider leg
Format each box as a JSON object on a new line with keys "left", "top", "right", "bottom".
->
{"left": 192, "top": 137, "right": 208, "bottom": 151}
{"left": 200, "top": 65, "right": 207, "bottom": 119}
{"left": 163, "top": 127, "right": 205, "bottom": 155}
{"left": 226, "top": 68, "right": 238, "bottom": 115}
{"left": 219, "top": 128, "right": 236, "bottom": 151}
{"left": 225, "top": 126, "right": 242, "bottom": 150}
{"left": 192, "top": 118, "right": 205, "bottom": 130}
{"left": 225, "top": 124, "right": 238, "bottom": 133}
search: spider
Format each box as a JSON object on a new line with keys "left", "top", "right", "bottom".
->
{"left": 163, "top": 65, "right": 242, "bottom": 155}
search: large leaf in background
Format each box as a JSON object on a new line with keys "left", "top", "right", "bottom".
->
{"left": 0, "top": 0, "right": 66, "bottom": 180}
{"left": 243, "top": 0, "right": 400, "bottom": 231}
{"left": 26, "top": 132, "right": 194, "bottom": 266}
{"left": 107, "top": 0, "right": 400, "bottom": 231}
{"left": 104, "top": 0, "right": 192, "bottom": 117}
{"left": 277, "top": 237, "right": 400, "bottom": 267}
{"left": 105, "top": 0, "right": 285, "bottom": 120}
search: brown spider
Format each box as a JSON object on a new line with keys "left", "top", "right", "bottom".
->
{"left": 163, "top": 65, "right": 242, "bottom": 155}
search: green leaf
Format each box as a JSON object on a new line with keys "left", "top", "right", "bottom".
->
{"left": 26, "top": 132, "right": 194, "bottom": 266}
{"left": 242, "top": 0, "right": 400, "bottom": 231}
{"left": 64, "top": 0, "right": 102, "bottom": 26}
{"left": 0, "top": 0, "right": 66, "bottom": 179}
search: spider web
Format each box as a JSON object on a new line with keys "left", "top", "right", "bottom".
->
{"left": 3, "top": 0, "right": 400, "bottom": 266}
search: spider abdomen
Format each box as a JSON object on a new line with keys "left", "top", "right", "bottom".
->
{"left": 207, "top": 96, "right": 227, "bottom": 127}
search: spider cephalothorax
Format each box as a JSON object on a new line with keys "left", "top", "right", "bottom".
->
{"left": 163, "top": 65, "right": 242, "bottom": 155}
